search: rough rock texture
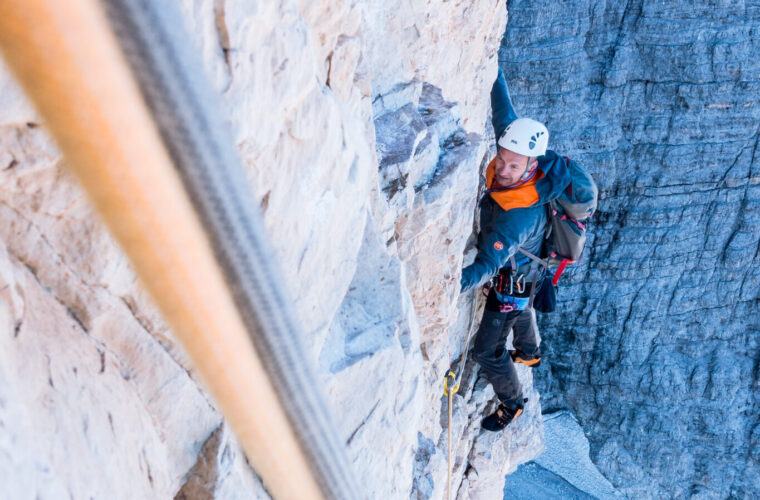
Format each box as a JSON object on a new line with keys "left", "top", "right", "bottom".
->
{"left": 499, "top": 1, "right": 760, "bottom": 498}
{"left": 0, "top": 124, "right": 257, "bottom": 499}
{"left": 508, "top": 411, "right": 622, "bottom": 499}
{"left": 0, "top": 1, "right": 548, "bottom": 499}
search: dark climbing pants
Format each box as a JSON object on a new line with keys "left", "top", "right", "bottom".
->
{"left": 473, "top": 295, "right": 540, "bottom": 407}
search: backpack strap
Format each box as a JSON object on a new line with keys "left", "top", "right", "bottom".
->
{"left": 517, "top": 247, "right": 549, "bottom": 269}
{"left": 521, "top": 246, "right": 574, "bottom": 287}
{"left": 527, "top": 261, "right": 540, "bottom": 309}
{"left": 545, "top": 202, "right": 554, "bottom": 240}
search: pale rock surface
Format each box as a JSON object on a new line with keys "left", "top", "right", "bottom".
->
{"left": 0, "top": 126, "right": 256, "bottom": 498}
{"left": 0, "top": 1, "right": 545, "bottom": 499}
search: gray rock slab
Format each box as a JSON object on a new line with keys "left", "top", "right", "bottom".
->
{"left": 512, "top": 411, "right": 623, "bottom": 500}
{"left": 499, "top": 0, "right": 760, "bottom": 498}
{"left": 506, "top": 462, "right": 596, "bottom": 500}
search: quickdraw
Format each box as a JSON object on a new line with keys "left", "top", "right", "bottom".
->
{"left": 488, "top": 270, "right": 529, "bottom": 296}
{"left": 515, "top": 274, "right": 525, "bottom": 294}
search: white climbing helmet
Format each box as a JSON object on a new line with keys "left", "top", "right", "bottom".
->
{"left": 497, "top": 118, "right": 549, "bottom": 157}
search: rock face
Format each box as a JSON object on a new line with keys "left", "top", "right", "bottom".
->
{"left": 499, "top": 1, "right": 760, "bottom": 498}
{"left": 508, "top": 411, "right": 622, "bottom": 499}
{"left": 0, "top": 1, "right": 547, "bottom": 499}
{"left": 7, "top": 0, "right": 756, "bottom": 497}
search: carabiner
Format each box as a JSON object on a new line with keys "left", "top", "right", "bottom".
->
{"left": 516, "top": 274, "right": 525, "bottom": 294}
{"left": 443, "top": 370, "right": 459, "bottom": 396}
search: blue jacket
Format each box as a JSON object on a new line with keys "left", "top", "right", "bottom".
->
{"left": 460, "top": 69, "right": 571, "bottom": 292}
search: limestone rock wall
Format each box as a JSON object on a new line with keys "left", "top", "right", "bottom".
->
{"left": 0, "top": 1, "right": 545, "bottom": 499}
{"left": 499, "top": 1, "right": 760, "bottom": 498}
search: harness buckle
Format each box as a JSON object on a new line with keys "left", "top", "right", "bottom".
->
{"left": 499, "top": 303, "right": 518, "bottom": 313}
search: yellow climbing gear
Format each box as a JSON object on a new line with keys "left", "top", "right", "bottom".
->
{"left": 444, "top": 290, "right": 480, "bottom": 500}
{"left": 443, "top": 369, "right": 459, "bottom": 396}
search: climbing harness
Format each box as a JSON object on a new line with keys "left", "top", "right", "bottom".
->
{"left": 495, "top": 296, "right": 529, "bottom": 313}
{"left": 485, "top": 257, "right": 545, "bottom": 313}
{"left": 443, "top": 290, "right": 480, "bottom": 500}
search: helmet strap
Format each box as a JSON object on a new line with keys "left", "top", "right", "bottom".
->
{"left": 519, "top": 157, "right": 536, "bottom": 181}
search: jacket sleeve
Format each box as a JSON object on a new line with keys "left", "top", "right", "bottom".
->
{"left": 460, "top": 210, "right": 533, "bottom": 292}
{"left": 491, "top": 67, "right": 519, "bottom": 141}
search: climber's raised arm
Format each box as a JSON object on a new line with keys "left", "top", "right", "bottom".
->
{"left": 490, "top": 67, "right": 519, "bottom": 140}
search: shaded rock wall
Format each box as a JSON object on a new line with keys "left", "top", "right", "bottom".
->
{"left": 0, "top": 1, "right": 547, "bottom": 499}
{"left": 499, "top": 1, "right": 760, "bottom": 498}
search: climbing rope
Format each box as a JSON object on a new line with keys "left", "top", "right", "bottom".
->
{"left": 99, "top": 1, "right": 360, "bottom": 497}
{"left": 0, "top": 1, "right": 358, "bottom": 498}
{"left": 447, "top": 389, "right": 454, "bottom": 500}
{"left": 444, "top": 290, "right": 481, "bottom": 500}
{"left": 443, "top": 291, "right": 480, "bottom": 398}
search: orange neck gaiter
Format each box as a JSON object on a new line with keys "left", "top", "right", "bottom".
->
{"left": 485, "top": 157, "right": 544, "bottom": 211}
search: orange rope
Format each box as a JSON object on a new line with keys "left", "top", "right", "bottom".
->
{"left": 0, "top": 1, "right": 323, "bottom": 498}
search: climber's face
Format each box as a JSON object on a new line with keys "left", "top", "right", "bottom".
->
{"left": 494, "top": 147, "right": 536, "bottom": 186}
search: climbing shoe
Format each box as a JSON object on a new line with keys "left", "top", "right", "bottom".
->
{"left": 481, "top": 399, "right": 526, "bottom": 432}
{"left": 510, "top": 348, "right": 541, "bottom": 367}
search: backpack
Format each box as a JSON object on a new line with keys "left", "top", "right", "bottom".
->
{"left": 519, "top": 156, "right": 597, "bottom": 311}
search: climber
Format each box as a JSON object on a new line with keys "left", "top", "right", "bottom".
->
{"left": 459, "top": 68, "right": 571, "bottom": 432}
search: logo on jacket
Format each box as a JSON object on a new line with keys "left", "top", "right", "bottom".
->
{"left": 493, "top": 241, "right": 504, "bottom": 251}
